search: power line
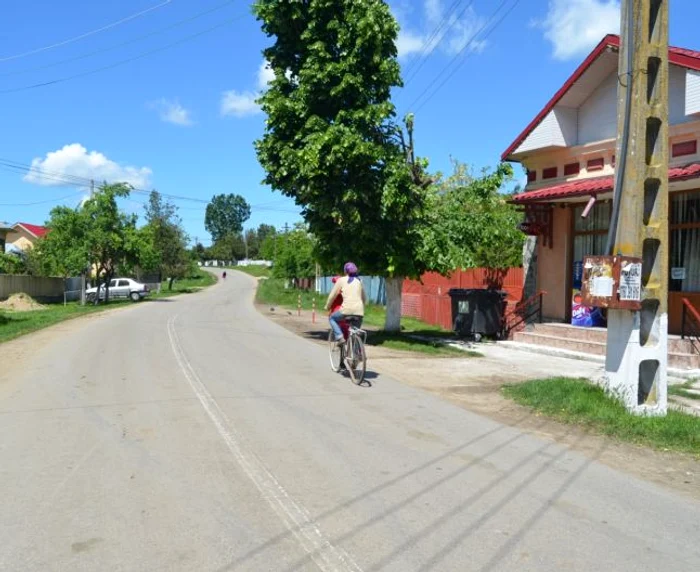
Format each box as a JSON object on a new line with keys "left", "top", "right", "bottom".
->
{"left": 0, "top": 0, "right": 174, "bottom": 63}
{"left": 403, "top": 1, "right": 476, "bottom": 87}
{"left": 0, "top": 158, "right": 299, "bottom": 214}
{"left": 401, "top": 0, "right": 465, "bottom": 77}
{"left": 0, "top": 192, "right": 84, "bottom": 207}
{"left": 0, "top": 15, "right": 240, "bottom": 94}
{"left": 408, "top": 0, "right": 521, "bottom": 113}
{"left": 1, "top": 1, "right": 238, "bottom": 79}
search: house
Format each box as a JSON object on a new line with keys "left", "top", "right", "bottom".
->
{"left": 6, "top": 222, "right": 48, "bottom": 252}
{"left": 504, "top": 34, "right": 700, "bottom": 338}
{"left": 0, "top": 221, "right": 12, "bottom": 253}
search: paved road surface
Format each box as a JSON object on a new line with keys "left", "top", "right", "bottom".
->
{"left": 1, "top": 271, "right": 699, "bottom": 571}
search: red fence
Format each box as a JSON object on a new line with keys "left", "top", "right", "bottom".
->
{"left": 401, "top": 268, "right": 524, "bottom": 330}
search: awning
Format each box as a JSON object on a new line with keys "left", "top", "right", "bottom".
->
{"left": 511, "top": 163, "right": 700, "bottom": 204}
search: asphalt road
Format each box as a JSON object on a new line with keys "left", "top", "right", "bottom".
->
{"left": 1, "top": 270, "right": 699, "bottom": 571}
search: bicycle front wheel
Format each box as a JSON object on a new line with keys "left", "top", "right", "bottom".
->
{"left": 328, "top": 329, "right": 343, "bottom": 372}
{"left": 349, "top": 336, "right": 367, "bottom": 385}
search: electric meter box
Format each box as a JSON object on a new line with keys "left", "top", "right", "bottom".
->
{"left": 580, "top": 255, "right": 643, "bottom": 310}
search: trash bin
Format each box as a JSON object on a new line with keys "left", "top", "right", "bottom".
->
{"left": 448, "top": 289, "right": 507, "bottom": 341}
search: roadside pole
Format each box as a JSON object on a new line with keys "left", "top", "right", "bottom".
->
{"left": 604, "top": 0, "right": 669, "bottom": 415}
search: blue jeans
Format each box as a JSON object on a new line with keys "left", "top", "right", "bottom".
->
{"left": 329, "top": 311, "right": 345, "bottom": 341}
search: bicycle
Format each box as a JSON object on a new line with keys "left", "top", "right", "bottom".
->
{"left": 328, "top": 316, "right": 367, "bottom": 385}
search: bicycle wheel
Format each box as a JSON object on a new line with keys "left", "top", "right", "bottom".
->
{"left": 349, "top": 336, "right": 367, "bottom": 385}
{"left": 328, "top": 330, "right": 343, "bottom": 372}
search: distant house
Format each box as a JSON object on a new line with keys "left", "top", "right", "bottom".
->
{"left": 503, "top": 34, "right": 700, "bottom": 335}
{"left": 0, "top": 221, "right": 12, "bottom": 253}
{"left": 6, "top": 222, "right": 49, "bottom": 252}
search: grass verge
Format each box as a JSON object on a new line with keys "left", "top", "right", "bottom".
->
{"left": 669, "top": 380, "right": 700, "bottom": 401}
{"left": 0, "top": 269, "right": 217, "bottom": 344}
{"left": 257, "top": 278, "right": 478, "bottom": 357}
{"left": 152, "top": 268, "right": 217, "bottom": 298}
{"left": 503, "top": 378, "right": 700, "bottom": 456}
{"left": 0, "top": 301, "right": 132, "bottom": 344}
{"left": 232, "top": 265, "right": 272, "bottom": 278}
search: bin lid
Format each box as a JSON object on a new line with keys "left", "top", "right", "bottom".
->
{"left": 448, "top": 288, "right": 506, "bottom": 297}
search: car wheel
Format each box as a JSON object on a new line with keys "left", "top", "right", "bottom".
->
{"left": 130, "top": 292, "right": 141, "bottom": 302}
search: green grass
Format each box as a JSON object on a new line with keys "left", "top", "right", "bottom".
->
{"left": 0, "top": 301, "right": 132, "bottom": 344}
{"left": 669, "top": 380, "right": 700, "bottom": 401}
{"left": 152, "top": 268, "right": 217, "bottom": 298}
{"left": 503, "top": 378, "right": 700, "bottom": 456}
{"left": 257, "top": 278, "right": 478, "bottom": 357}
{"left": 0, "top": 269, "right": 217, "bottom": 344}
{"left": 232, "top": 265, "right": 271, "bottom": 278}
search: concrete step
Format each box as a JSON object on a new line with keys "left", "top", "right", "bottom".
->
{"left": 514, "top": 331, "right": 606, "bottom": 356}
{"left": 514, "top": 331, "right": 700, "bottom": 370}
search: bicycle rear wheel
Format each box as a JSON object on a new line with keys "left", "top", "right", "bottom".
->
{"left": 349, "top": 336, "right": 366, "bottom": 385}
{"left": 328, "top": 330, "right": 343, "bottom": 372}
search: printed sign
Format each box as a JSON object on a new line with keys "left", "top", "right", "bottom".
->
{"left": 619, "top": 262, "right": 642, "bottom": 301}
{"left": 672, "top": 267, "right": 687, "bottom": 280}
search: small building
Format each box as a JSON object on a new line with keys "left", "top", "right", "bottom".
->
{"left": 504, "top": 34, "right": 700, "bottom": 335}
{"left": 0, "top": 221, "right": 12, "bottom": 253}
{"left": 6, "top": 222, "right": 48, "bottom": 252}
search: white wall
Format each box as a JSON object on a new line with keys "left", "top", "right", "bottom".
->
{"left": 578, "top": 71, "right": 618, "bottom": 145}
{"left": 516, "top": 107, "right": 578, "bottom": 154}
{"left": 685, "top": 70, "right": 700, "bottom": 116}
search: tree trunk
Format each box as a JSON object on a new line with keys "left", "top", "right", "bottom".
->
{"left": 384, "top": 277, "right": 404, "bottom": 332}
{"left": 168, "top": 277, "right": 175, "bottom": 291}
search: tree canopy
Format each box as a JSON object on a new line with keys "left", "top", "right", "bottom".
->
{"left": 204, "top": 194, "right": 251, "bottom": 242}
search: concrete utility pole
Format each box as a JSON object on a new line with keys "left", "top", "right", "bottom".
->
{"left": 605, "top": 0, "right": 669, "bottom": 415}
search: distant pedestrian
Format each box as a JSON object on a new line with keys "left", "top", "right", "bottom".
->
{"left": 222, "top": 271, "right": 227, "bottom": 280}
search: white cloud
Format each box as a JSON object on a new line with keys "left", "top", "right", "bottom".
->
{"left": 397, "top": 30, "right": 426, "bottom": 58}
{"left": 149, "top": 98, "right": 194, "bottom": 126}
{"left": 24, "top": 143, "right": 152, "bottom": 189}
{"left": 395, "top": 0, "right": 487, "bottom": 60}
{"left": 257, "top": 60, "right": 275, "bottom": 90}
{"left": 538, "top": 0, "right": 620, "bottom": 61}
{"left": 220, "top": 90, "right": 261, "bottom": 117}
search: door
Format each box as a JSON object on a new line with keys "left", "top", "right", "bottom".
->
{"left": 115, "top": 279, "right": 130, "bottom": 299}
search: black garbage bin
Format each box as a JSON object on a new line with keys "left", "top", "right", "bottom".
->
{"left": 448, "top": 288, "right": 507, "bottom": 341}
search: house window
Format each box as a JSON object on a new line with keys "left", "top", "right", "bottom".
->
{"left": 564, "top": 162, "right": 580, "bottom": 176}
{"left": 527, "top": 170, "right": 537, "bottom": 183}
{"left": 671, "top": 140, "right": 697, "bottom": 158}
{"left": 587, "top": 158, "right": 604, "bottom": 171}
{"left": 572, "top": 201, "right": 612, "bottom": 290}
{"left": 670, "top": 190, "right": 700, "bottom": 292}
{"left": 542, "top": 166, "right": 558, "bottom": 179}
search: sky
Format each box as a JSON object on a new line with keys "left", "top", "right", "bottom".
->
{"left": 1, "top": 0, "right": 700, "bottom": 247}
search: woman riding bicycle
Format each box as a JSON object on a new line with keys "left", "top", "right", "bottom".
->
{"left": 325, "top": 262, "right": 367, "bottom": 343}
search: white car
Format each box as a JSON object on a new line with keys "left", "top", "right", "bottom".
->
{"left": 86, "top": 278, "right": 151, "bottom": 303}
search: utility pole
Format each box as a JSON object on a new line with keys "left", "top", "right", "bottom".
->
{"left": 604, "top": 0, "right": 669, "bottom": 415}
{"left": 80, "top": 179, "right": 96, "bottom": 306}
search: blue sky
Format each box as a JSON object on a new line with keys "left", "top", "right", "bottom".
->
{"left": 1, "top": 0, "right": 699, "bottom": 247}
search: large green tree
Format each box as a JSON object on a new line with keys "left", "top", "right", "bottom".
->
{"left": 143, "top": 190, "right": 192, "bottom": 290}
{"left": 254, "top": 0, "right": 431, "bottom": 331}
{"left": 420, "top": 161, "right": 525, "bottom": 273}
{"left": 35, "top": 183, "right": 146, "bottom": 304}
{"left": 204, "top": 194, "right": 251, "bottom": 242}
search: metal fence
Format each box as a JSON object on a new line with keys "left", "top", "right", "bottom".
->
{"left": 316, "top": 276, "right": 386, "bottom": 305}
{"left": 0, "top": 275, "right": 84, "bottom": 303}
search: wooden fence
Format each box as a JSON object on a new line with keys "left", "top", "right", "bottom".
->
{"left": 0, "top": 275, "right": 68, "bottom": 303}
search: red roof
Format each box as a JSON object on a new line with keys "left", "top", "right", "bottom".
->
{"left": 502, "top": 35, "right": 700, "bottom": 161}
{"left": 16, "top": 222, "right": 48, "bottom": 238}
{"left": 512, "top": 163, "right": 700, "bottom": 204}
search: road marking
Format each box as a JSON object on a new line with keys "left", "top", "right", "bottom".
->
{"left": 167, "top": 315, "right": 363, "bottom": 572}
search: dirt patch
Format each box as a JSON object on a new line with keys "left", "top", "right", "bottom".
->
{"left": 261, "top": 303, "right": 700, "bottom": 500}
{"left": 0, "top": 293, "right": 45, "bottom": 312}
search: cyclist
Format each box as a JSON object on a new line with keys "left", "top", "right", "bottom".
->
{"left": 325, "top": 262, "right": 366, "bottom": 343}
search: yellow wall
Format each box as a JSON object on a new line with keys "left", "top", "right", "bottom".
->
{"left": 537, "top": 206, "right": 571, "bottom": 321}
{"left": 6, "top": 228, "right": 36, "bottom": 251}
